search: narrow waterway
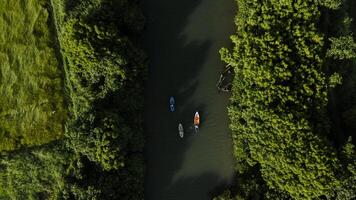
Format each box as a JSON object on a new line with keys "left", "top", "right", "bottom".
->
{"left": 143, "top": 0, "right": 236, "bottom": 199}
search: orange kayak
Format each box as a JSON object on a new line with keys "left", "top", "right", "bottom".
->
{"left": 194, "top": 112, "right": 200, "bottom": 126}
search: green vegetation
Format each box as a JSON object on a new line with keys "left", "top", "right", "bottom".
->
{"left": 4, "top": 0, "right": 355, "bottom": 199}
{"left": 0, "top": 0, "right": 67, "bottom": 151}
{"left": 0, "top": 143, "right": 72, "bottom": 199}
{"left": 0, "top": 0, "right": 146, "bottom": 199}
{"left": 215, "top": 0, "right": 356, "bottom": 199}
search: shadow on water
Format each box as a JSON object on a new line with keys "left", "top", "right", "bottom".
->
{"left": 142, "top": 0, "right": 236, "bottom": 199}
{"left": 320, "top": 0, "right": 356, "bottom": 146}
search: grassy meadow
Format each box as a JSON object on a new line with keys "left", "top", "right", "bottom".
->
{"left": 0, "top": 0, "right": 67, "bottom": 151}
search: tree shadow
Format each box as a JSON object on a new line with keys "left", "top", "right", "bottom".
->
{"left": 153, "top": 172, "right": 233, "bottom": 200}
{"left": 320, "top": 0, "right": 356, "bottom": 146}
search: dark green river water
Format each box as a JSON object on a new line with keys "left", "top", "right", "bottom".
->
{"left": 143, "top": 0, "right": 236, "bottom": 199}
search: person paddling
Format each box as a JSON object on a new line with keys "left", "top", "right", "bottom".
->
{"left": 194, "top": 112, "right": 200, "bottom": 132}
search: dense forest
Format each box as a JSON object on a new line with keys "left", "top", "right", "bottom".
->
{"left": 214, "top": 0, "right": 356, "bottom": 199}
{"left": 0, "top": 0, "right": 146, "bottom": 199}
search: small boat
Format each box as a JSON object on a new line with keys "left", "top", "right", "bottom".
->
{"left": 194, "top": 111, "right": 200, "bottom": 132}
{"left": 178, "top": 123, "right": 184, "bottom": 138}
{"left": 169, "top": 96, "right": 175, "bottom": 112}
{"left": 194, "top": 112, "right": 200, "bottom": 125}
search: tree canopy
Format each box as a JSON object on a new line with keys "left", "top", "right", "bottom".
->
{"left": 0, "top": 0, "right": 146, "bottom": 199}
{"left": 216, "top": 0, "right": 356, "bottom": 199}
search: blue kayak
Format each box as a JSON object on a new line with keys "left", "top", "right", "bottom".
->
{"left": 169, "top": 96, "right": 175, "bottom": 112}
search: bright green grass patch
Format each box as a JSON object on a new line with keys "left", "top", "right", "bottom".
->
{"left": 0, "top": 0, "right": 67, "bottom": 151}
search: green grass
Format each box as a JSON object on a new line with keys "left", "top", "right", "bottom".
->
{"left": 0, "top": 0, "right": 67, "bottom": 151}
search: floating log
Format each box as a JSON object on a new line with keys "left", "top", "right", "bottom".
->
{"left": 216, "top": 64, "right": 234, "bottom": 92}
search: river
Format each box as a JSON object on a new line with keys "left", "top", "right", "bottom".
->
{"left": 142, "top": 0, "right": 236, "bottom": 199}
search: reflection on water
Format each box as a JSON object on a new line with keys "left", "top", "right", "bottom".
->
{"left": 143, "top": 0, "right": 236, "bottom": 199}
